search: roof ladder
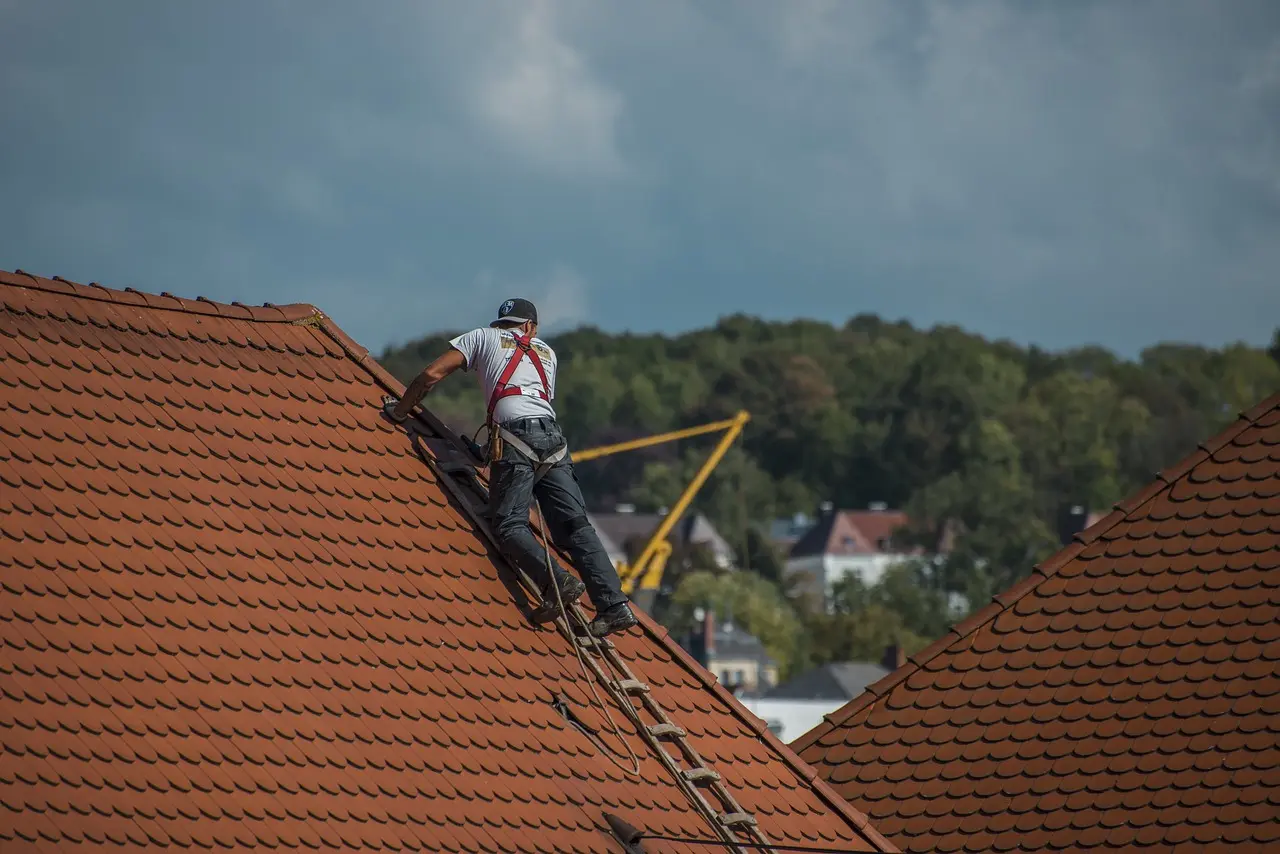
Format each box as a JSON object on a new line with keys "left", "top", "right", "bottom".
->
{"left": 416, "top": 427, "right": 769, "bottom": 854}
{"left": 568, "top": 609, "right": 770, "bottom": 853}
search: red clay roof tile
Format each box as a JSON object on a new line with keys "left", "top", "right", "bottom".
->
{"left": 795, "top": 391, "right": 1280, "bottom": 853}
{"left": 0, "top": 268, "right": 896, "bottom": 852}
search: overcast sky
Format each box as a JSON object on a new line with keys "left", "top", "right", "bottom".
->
{"left": 2, "top": 0, "right": 1277, "bottom": 357}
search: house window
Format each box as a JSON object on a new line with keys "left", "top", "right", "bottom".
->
{"left": 734, "top": 669, "right": 745, "bottom": 684}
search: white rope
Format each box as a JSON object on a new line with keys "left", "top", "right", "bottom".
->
{"left": 535, "top": 499, "right": 643, "bottom": 778}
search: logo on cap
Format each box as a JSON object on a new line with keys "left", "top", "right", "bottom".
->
{"left": 500, "top": 299, "right": 515, "bottom": 316}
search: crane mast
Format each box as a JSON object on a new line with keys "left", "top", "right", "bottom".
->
{"left": 575, "top": 410, "right": 750, "bottom": 612}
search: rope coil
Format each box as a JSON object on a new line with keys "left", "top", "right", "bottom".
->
{"left": 535, "top": 499, "right": 643, "bottom": 778}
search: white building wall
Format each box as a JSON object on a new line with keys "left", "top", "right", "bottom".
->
{"left": 737, "top": 698, "right": 848, "bottom": 743}
{"left": 784, "top": 553, "right": 910, "bottom": 610}
{"left": 823, "top": 553, "right": 898, "bottom": 589}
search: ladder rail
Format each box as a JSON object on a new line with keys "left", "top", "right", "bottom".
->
{"left": 562, "top": 599, "right": 773, "bottom": 851}
{"left": 408, "top": 424, "right": 771, "bottom": 852}
{"left": 559, "top": 602, "right": 758, "bottom": 853}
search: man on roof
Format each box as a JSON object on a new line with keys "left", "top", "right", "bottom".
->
{"left": 383, "top": 298, "right": 638, "bottom": 638}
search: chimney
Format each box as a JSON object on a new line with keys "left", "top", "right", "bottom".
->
{"left": 703, "top": 609, "right": 716, "bottom": 658}
{"left": 1056, "top": 504, "right": 1088, "bottom": 546}
{"left": 688, "top": 608, "right": 715, "bottom": 667}
{"left": 881, "top": 643, "right": 906, "bottom": 672}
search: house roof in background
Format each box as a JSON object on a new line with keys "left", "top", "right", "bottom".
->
{"left": 788, "top": 509, "right": 910, "bottom": 559}
{"left": 710, "top": 623, "right": 776, "bottom": 666}
{"left": 585, "top": 512, "right": 626, "bottom": 562}
{"left": 0, "top": 269, "right": 897, "bottom": 852}
{"left": 793, "top": 393, "right": 1280, "bottom": 854}
{"left": 768, "top": 514, "right": 818, "bottom": 550}
{"left": 592, "top": 511, "right": 734, "bottom": 560}
{"left": 766, "top": 663, "right": 891, "bottom": 702}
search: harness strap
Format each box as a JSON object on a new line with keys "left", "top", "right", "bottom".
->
{"left": 499, "top": 426, "right": 568, "bottom": 482}
{"left": 486, "top": 332, "right": 551, "bottom": 421}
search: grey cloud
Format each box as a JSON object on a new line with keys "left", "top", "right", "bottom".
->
{"left": 0, "top": 0, "right": 1276, "bottom": 356}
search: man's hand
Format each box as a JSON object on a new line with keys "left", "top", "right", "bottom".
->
{"left": 382, "top": 395, "right": 409, "bottom": 423}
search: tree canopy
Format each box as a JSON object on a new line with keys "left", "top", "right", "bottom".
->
{"left": 380, "top": 320, "right": 1280, "bottom": 680}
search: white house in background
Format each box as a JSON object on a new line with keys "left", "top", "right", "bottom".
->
{"left": 737, "top": 698, "right": 844, "bottom": 742}
{"left": 784, "top": 503, "right": 916, "bottom": 608}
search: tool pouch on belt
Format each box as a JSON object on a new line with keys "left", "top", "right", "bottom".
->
{"left": 486, "top": 426, "right": 503, "bottom": 463}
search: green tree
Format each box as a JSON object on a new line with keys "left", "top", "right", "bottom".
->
{"left": 376, "top": 310, "right": 1279, "bottom": 664}
{"left": 904, "top": 418, "right": 1058, "bottom": 597}
{"left": 805, "top": 605, "right": 928, "bottom": 666}
{"left": 1008, "top": 371, "right": 1150, "bottom": 516}
{"left": 740, "top": 525, "right": 786, "bottom": 584}
{"left": 668, "top": 570, "right": 807, "bottom": 679}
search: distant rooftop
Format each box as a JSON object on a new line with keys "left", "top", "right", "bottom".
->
{"left": 788, "top": 504, "right": 911, "bottom": 559}
{"left": 765, "top": 662, "right": 891, "bottom": 701}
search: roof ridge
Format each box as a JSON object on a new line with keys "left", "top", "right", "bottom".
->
{"left": 1, "top": 268, "right": 319, "bottom": 324}
{"left": 308, "top": 313, "right": 898, "bottom": 851}
{"left": 792, "top": 391, "right": 1280, "bottom": 753}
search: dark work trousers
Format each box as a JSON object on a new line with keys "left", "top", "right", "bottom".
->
{"left": 488, "top": 417, "right": 627, "bottom": 612}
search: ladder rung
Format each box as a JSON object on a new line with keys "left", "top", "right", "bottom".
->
{"left": 576, "top": 635, "right": 614, "bottom": 651}
{"left": 718, "top": 813, "right": 757, "bottom": 829}
{"left": 682, "top": 768, "right": 720, "bottom": 784}
{"left": 648, "top": 723, "right": 685, "bottom": 739}
{"left": 617, "top": 679, "right": 649, "bottom": 695}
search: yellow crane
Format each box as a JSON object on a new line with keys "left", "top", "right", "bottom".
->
{"left": 575, "top": 410, "right": 750, "bottom": 612}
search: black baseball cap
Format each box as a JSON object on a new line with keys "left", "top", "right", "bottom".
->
{"left": 490, "top": 298, "right": 538, "bottom": 327}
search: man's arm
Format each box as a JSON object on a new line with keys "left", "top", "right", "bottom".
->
{"left": 390, "top": 347, "right": 466, "bottom": 420}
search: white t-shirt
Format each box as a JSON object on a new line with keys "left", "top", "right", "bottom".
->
{"left": 449, "top": 327, "right": 558, "bottom": 423}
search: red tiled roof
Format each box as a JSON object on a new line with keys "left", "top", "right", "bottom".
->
{"left": 794, "top": 393, "right": 1280, "bottom": 853}
{"left": 0, "top": 269, "right": 898, "bottom": 852}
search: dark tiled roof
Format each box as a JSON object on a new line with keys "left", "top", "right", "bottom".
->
{"left": 794, "top": 393, "right": 1280, "bottom": 853}
{"left": 788, "top": 510, "right": 908, "bottom": 558}
{"left": 710, "top": 625, "right": 775, "bottom": 665}
{"left": 592, "top": 512, "right": 734, "bottom": 562}
{"left": 0, "top": 269, "right": 896, "bottom": 852}
{"left": 765, "top": 664, "right": 890, "bottom": 702}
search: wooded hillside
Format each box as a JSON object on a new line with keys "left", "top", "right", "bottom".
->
{"left": 380, "top": 319, "right": 1280, "bottom": 677}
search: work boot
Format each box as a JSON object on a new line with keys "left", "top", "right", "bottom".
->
{"left": 529, "top": 572, "right": 586, "bottom": 623}
{"left": 585, "top": 603, "right": 638, "bottom": 638}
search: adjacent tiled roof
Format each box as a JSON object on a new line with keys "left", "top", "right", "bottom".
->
{"left": 788, "top": 510, "right": 908, "bottom": 559}
{"left": 0, "top": 269, "right": 896, "bottom": 853}
{"left": 794, "top": 394, "right": 1280, "bottom": 853}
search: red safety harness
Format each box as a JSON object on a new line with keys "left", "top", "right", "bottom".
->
{"left": 486, "top": 332, "right": 551, "bottom": 421}
{"left": 481, "top": 332, "right": 565, "bottom": 476}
